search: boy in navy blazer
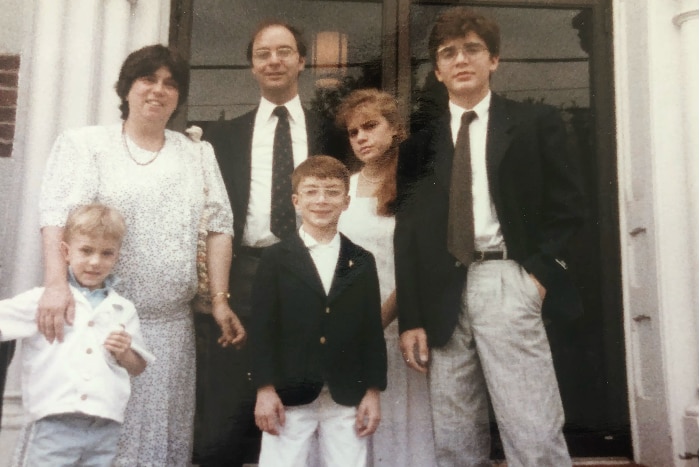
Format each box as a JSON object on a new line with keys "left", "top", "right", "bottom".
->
{"left": 250, "top": 156, "right": 387, "bottom": 467}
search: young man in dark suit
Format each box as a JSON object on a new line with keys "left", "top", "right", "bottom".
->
{"left": 196, "top": 20, "right": 343, "bottom": 466}
{"left": 250, "top": 156, "right": 386, "bottom": 466}
{"left": 395, "top": 7, "right": 586, "bottom": 467}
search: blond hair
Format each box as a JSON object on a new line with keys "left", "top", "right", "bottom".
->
{"left": 335, "top": 88, "right": 406, "bottom": 216}
{"left": 63, "top": 204, "right": 127, "bottom": 245}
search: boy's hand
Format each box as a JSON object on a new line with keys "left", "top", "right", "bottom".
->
{"left": 104, "top": 328, "right": 132, "bottom": 360}
{"left": 211, "top": 302, "right": 247, "bottom": 349}
{"left": 400, "top": 328, "right": 430, "bottom": 373}
{"left": 356, "top": 388, "right": 381, "bottom": 437}
{"left": 255, "top": 385, "right": 285, "bottom": 435}
{"left": 37, "top": 283, "right": 75, "bottom": 343}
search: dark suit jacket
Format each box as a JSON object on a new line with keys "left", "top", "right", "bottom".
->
{"left": 249, "top": 233, "right": 387, "bottom": 407}
{"left": 395, "top": 93, "right": 587, "bottom": 348}
{"left": 206, "top": 107, "right": 344, "bottom": 254}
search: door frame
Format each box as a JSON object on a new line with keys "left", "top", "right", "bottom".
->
{"left": 168, "top": 0, "right": 629, "bottom": 458}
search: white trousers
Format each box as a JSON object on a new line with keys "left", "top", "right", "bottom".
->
{"left": 258, "top": 386, "right": 367, "bottom": 467}
{"left": 428, "top": 260, "right": 571, "bottom": 467}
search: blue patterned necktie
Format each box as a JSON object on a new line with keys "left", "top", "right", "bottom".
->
{"left": 270, "top": 106, "right": 296, "bottom": 239}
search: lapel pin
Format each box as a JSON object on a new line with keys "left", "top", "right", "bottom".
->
{"left": 349, "top": 260, "right": 354, "bottom": 268}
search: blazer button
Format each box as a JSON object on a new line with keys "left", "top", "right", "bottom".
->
{"left": 325, "top": 307, "right": 330, "bottom": 314}
{"left": 320, "top": 336, "right": 326, "bottom": 344}
{"left": 455, "top": 261, "right": 462, "bottom": 267}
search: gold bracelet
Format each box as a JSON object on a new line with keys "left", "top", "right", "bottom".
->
{"left": 211, "top": 291, "right": 230, "bottom": 300}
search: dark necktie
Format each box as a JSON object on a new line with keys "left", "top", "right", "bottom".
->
{"left": 447, "top": 110, "right": 478, "bottom": 266}
{"left": 270, "top": 106, "right": 296, "bottom": 239}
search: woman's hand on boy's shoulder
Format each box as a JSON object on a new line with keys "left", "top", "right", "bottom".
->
{"left": 37, "top": 282, "right": 75, "bottom": 343}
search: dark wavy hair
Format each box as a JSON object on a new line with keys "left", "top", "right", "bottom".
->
{"left": 115, "top": 44, "right": 190, "bottom": 120}
{"left": 428, "top": 7, "right": 501, "bottom": 67}
{"left": 335, "top": 88, "right": 406, "bottom": 216}
{"left": 246, "top": 20, "right": 308, "bottom": 63}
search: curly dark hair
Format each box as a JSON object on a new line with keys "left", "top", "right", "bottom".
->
{"left": 115, "top": 44, "right": 189, "bottom": 120}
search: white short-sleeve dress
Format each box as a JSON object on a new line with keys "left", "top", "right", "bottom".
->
{"left": 338, "top": 174, "right": 436, "bottom": 467}
{"left": 39, "top": 124, "right": 233, "bottom": 467}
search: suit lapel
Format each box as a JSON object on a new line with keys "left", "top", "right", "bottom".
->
{"left": 327, "top": 235, "right": 366, "bottom": 303}
{"left": 485, "top": 94, "right": 516, "bottom": 207}
{"left": 280, "top": 235, "right": 327, "bottom": 298}
{"left": 236, "top": 108, "right": 256, "bottom": 213}
{"left": 431, "top": 114, "right": 455, "bottom": 192}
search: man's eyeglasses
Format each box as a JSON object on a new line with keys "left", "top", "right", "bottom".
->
{"left": 252, "top": 46, "right": 298, "bottom": 62}
{"left": 436, "top": 43, "right": 489, "bottom": 62}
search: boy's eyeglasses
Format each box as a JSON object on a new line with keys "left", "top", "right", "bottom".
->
{"left": 436, "top": 43, "right": 489, "bottom": 62}
{"left": 297, "top": 188, "right": 346, "bottom": 200}
{"left": 252, "top": 46, "right": 298, "bottom": 62}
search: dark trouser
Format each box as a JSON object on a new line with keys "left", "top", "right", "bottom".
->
{"left": 0, "top": 340, "right": 15, "bottom": 427}
{"left": 193, "top": 251, "right": 262, "bottom": 467}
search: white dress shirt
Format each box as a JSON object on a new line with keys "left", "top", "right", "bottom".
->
{"left": 0, "top": 286, "right": 155, "bottom": 423}
{"left": 448, "top": 92, "right": 505, "bottom": 251}
{"left": 244, "top": 95, "right": 308, "bottom": 247}
{"left": 299, "top": 227, "right": 341, "bottom": 295}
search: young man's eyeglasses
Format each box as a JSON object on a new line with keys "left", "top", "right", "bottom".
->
{"left": 252, "top": 46, "right": 298, "bottom": 62}
{"left": 436, "top": 43, "right": 489, "bottom": 62}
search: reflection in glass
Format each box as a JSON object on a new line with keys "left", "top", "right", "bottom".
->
{"left": 187, "top": 0, "right": 383, "bottom": 126}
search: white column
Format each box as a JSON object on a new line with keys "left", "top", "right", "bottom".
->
{"left": 615, "top": 0, "right": 699, "bottom": 465}
{"left": 129, "top": 0, "right": 171, "bottom": 50}
{"left": 673, "top": 1, "right": 699, "bottom": 463}
{"left": 0, "top": 1, "right": 173, "bottom": 464}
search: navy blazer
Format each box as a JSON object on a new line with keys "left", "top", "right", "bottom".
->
{"left": 249, "top": 233, "right": 387, "bottom": 407}
{"left": 395, "top": 93, "right": 587, "bottom": 348}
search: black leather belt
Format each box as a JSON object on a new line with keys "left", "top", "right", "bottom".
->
{"left": 237, "top": 246, "right": 267, "bottom": 258}
{"left": 473, "top": 250, "right": 507, "bottom": 261}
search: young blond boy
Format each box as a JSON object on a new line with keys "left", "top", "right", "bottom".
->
{"left": 249, "top": 156, "right": 387, "bottom": 467}
{"left": 0, "top": 204, "right": 154, "bottom": 466}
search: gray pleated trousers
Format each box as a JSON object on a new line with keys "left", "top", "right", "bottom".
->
{"left": 428, "top": 260, "right": 571, "bottom": 467}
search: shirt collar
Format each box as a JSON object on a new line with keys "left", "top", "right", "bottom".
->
{"left": 67, "top": 266, "right": 117, "bottom": 296}
{"left": 299, "top": 226, "right": 341, "bottom": 251}
{"left": 258, "top": 95, "right": 304, "bottom": 125}
{"left": 448, "top": 91, "right": 491, "bottom": 123}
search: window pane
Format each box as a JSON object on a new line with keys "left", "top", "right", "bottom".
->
{"left": 188, "top": 0, "right": 384, "bottom": 123}
{"left": 410, "top": 5, "right": 590, "bottom": 132}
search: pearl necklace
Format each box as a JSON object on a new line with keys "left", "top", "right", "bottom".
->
{"left": 122, "top": 126, "right": 164, "bottom": 166}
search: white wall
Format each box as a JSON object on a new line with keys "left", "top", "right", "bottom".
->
{"left": 0, "top": 1, "right": 172, "bottom": 463}
{"left": 614, "top": 0, "right": 699, "bottom": 465}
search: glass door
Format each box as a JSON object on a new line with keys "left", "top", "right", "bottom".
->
{"left": 171, "top": 0, "right": 626, "bottom": 459}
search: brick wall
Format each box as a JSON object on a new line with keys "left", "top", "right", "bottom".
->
{"left": 0, "top": 55, "right": 19, "bottom": 158}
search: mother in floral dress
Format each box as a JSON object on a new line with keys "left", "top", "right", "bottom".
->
{"left": 36, "top": 45, "right": 245, "bottom": 466}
